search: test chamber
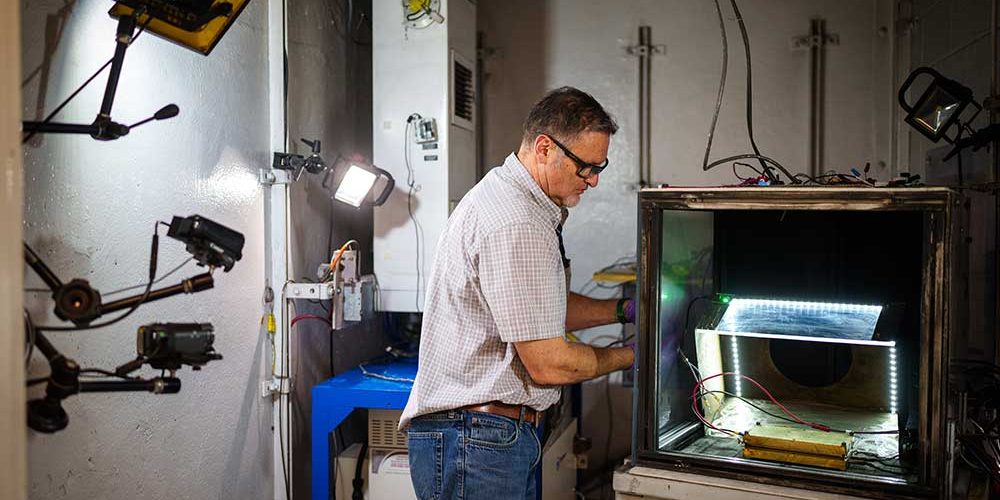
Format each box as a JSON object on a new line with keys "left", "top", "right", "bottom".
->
{"left": 630, "top": 187, "right": 962, "bottom": 498}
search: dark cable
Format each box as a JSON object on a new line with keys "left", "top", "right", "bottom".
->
{"left": 702, "top": 0, "right": 729, "bottom": 173}
{"left": 703, "top": 0, "right": 797, "bottom": 184}
{"left": 957, "top": 129, "right": 965, "bottom": 186}
{"left": 352, "top": 442, "right": 369, "bottom": 500}
{"left": 729, "top": 0, "right": 770, "bottom": 176}
{"left": 699, "top": 390, "right": 799, "bottom": 425}
{"left": 24, "top": 309, "right": 36, "bottom": 367}
{"left": 404, "top": 116, "right": 425, "bottom": 310}
{"left": 36, "top": 221, "right": 163, "bottom": 332}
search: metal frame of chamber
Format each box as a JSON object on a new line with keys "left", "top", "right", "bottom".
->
{"left": 633, "top": 187, "right": 961, "bottom": 499}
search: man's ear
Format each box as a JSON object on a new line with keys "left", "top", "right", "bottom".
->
{"left": 533, "top": 134, "right": 554, "bottom": 165}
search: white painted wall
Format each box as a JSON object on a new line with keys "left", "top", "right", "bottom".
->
{"left": 22, "top": 1, "right": 272, "bottom": 498}
{"left": 2, "top": 0, "right": 27, "bottom": 498}
{"left": 479, "top": 0, "right": 895, "bottom": 475}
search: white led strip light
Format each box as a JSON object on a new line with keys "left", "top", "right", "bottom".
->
{"left": 889, "top": 346, "right": 898, "bottom": 414}
{"left": 730, "top": 335, "right": 743, "bottom": 397}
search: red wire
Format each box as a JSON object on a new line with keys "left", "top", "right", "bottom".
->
{"left": 691, "top": 372, "right": 832, "bottom": 433}
{"left": 290, "top": 314, "right": 332, "bottom": 328}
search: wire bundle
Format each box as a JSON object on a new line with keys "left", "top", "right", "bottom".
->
{"left": 953, "top": 359, "right": 1000, "bottom": 484}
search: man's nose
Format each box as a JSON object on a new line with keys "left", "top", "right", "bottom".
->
{"left": 586, "top": 174, "right": 600, "bottom": 188}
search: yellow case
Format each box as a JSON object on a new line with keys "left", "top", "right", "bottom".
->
{"left": 742, "top": 446, "right": 848, "bottom": 471}
{"left": 743, "top": 425, "right": 851, "bottom": 458}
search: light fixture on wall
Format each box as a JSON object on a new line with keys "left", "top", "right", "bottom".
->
{"left": 898, "top": 67, "right": 1000, "bottom": 163}
{"left": 898, "top": 67, "right": 980, "bottom": 143}
{"left": 272, "top": 139, "right": 396, "bottom": 207}
{"left": 332, "top": 161, "right": 395, "bottom": 208}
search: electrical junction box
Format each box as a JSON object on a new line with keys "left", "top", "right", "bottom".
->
{"left": 344, "top": 275, "right": 376, "bottom": 322}
{"left": 372, "top": 0, "right": 478, "bottom": 312}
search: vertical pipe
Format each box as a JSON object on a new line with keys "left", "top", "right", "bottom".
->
{"left": 808, "top": 19, "right": 826, "bottom": 177}
{"left": 992, "top": 0, "right": 999, "bottom": 352}
{"left": 638, "top": 26, "right": 651, "bottom": 187}
{"left": 816, "top": 19, "right": 826, "bottom": 177}
{"left": 809, "top": 20, "right": 819, "bottom": 177}
{"left": 267, "top": 1, "right": 291, "bottom": 499}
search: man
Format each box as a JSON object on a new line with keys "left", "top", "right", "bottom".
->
{"left": 400, "top": 86, "right": 636, "bottom": 499}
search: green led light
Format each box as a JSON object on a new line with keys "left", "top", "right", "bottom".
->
{"left": 717, "top": 293, "right": 733, "bottom": 304}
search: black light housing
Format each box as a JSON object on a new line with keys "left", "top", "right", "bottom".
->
{"left": 898, "top": 67, "right": 981, "bottom": 144}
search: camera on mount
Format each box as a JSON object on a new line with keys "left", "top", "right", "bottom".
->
{"left": 167, "top": 214, "right": 244, "bottom": 272}
{"left": 116, "top": 323, "right": 222, "bottom": 376}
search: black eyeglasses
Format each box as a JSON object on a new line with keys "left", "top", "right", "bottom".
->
{"left": 546, "top": 135, "right": 609, "bottom": 179}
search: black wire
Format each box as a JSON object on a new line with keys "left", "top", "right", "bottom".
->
{"left": 601, "top": 334, "right": 635, "bottom": 348}
{"left": 729, "top": 0, "right": 769, "bottom": 177}
{"left": 732, "top": 162, "right": 762, "bottom": 181}
{"left": 702, "top": 0, "right": 729, "bottom": 173}
{"left": 699, "top": 390, "right": 800, "bottom": 425}
{"left": 702, "top": 0, "right": 797, "bottom": 184}
{"left": 683, "top": 295, "right": 712, "bottom": 340}
{"left": 27, "top": 377, "right": 49, "bottom": 386}
{"left": 22, "top": 15, "right": 152, "bottom": 144}
{"left": 404, "top": 116, "right": 425, "bottom": 311}
{"left": 24, "top": 309, "right": 36, "bottom": 367}
{"left": 36, "top": 221, "right": 163, "bottom": 332}
{"left": 79, "top": 368, "right": 137, "bottom": 380}
{"left": 957, "top": 128, "right": 965, "bottom": 186}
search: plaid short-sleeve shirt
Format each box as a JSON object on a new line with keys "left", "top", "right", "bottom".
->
{"left": 399, "top": 153, "right": 567, "bottom": 429}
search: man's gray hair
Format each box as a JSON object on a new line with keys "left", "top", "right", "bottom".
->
{"left": 521, "top": 86, "right": 618, "bottom": 145}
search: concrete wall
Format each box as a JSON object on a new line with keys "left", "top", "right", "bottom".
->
{"left": 479, "top": 0, "right": 895, "bottom": 477}
{"left": 3, "top": 0, "right": 27, "bottom": 498}
{"left": 22, "top": 1, "right": 272, "bottom": 498}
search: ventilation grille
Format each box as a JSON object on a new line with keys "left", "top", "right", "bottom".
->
{"left": 368, "top": 409, "right": 408, "bottom": 449}
{"left": 451, "top": 50, "right": 475, "bottom": 130}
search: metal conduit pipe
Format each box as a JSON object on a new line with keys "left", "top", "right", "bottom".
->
{"left": 992, "top": 0, "right": 1000, "bottom": 351}
{"left": 638, "top": 25, "right": 652, "bottom": 187}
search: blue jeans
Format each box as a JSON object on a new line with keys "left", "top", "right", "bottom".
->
{"left": 407, "top": 410, "right": 541, "bottom": 500}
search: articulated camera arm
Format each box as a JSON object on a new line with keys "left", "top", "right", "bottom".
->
{"left": 24, "top": 241, "right": 215, "bottom": 327}
{"left": 27, "top": 330, "right": 181, "bottom": 433}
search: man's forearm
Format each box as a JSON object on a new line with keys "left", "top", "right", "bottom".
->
{"left": 541, "top": 342, "right": 633, "bottom": 385}
{"left": 566, "top": 292, "right": 619, "bottom": 331}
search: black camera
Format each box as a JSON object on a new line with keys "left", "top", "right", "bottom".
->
{"left": 167, "top": 215, "right": 244, "bottom": 271}
{"left": 116, "top": 323, "right": 221, "bottom": 375}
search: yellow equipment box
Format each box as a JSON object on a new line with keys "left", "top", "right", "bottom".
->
{"left": 742, "top": 425, "right": 852, "bottom": 471}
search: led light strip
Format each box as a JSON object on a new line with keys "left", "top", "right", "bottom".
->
{"left": 730, "top": 335, "right": 742, "bottom": 397}
{"left": 889, "top": 346, "right": 898, "bottom": 414}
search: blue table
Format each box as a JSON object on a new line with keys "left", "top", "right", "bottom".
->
{"left": 311, "top": 358, "right": 416, "bottom": 500}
